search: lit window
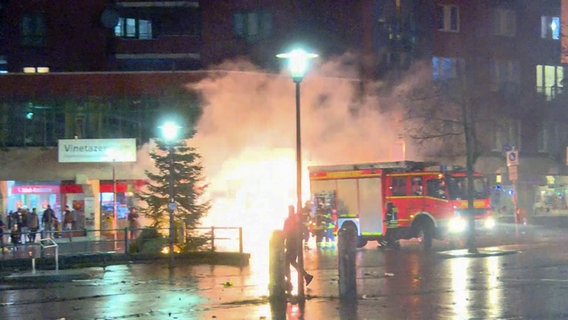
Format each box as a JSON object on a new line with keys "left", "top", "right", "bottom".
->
{"left": 233, "top": 11, "right": 272, "bottom": 41}
{"left": 0, "top": 56, "right": 7, "bottom": 74}
{"left": 138, "top": 19, "right": 152, "bottom": 39}
{"left": 22, "top": 66, "right": 50, "bottom": 73}
{"left": 115, "top": 17, "right": 153, "bottom": 39}
{"left": 541, "top": 16, "right": 560, "bottom": 40}
{"left": 493, "top": 8, "right": 516, "bottom": 37}
{"left": 536, "top": 64, "right": 564, "bottom": 100}
{"left": 126, "top": 18, "right": 136, "bottom": 37}
{"left": 437, "top": 5, "right": 459, "bottom": 32}
{"left": 432, "top": 56, "right": 463, "bottom": 81}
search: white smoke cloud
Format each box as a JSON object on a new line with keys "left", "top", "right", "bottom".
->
{"left": 185, "top": 56, "right": 415, "bottom": 237}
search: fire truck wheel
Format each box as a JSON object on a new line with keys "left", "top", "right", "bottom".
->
{"left": 417, "top": 222, "right": 433, "bottom": 251}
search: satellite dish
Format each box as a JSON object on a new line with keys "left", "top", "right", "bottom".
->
{"left": 101, "top": 8, "right": 119, "bottom": 29}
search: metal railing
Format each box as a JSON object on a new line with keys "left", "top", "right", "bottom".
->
{"left": 0, "top": 226, "right": 244, "bottom": 260}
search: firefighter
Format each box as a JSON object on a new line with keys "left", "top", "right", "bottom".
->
{"left": 314, "top": 202, "right": 327, "bottom": 248}
{"left": 383, "top": 202, "right": 400, "bottom": 249}
{"left": 323, "top": 211, "right": 336, "bottom": 248}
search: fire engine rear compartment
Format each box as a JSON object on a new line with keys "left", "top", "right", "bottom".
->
{"left": 358, "top": 177, "right": 384, "bottom": 237}
{"left": 310, "top": 173, "right": 385, "bottom": 243}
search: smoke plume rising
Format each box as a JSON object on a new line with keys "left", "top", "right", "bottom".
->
{"left": 187, "top": 55, "right": 413, "bottom": 249}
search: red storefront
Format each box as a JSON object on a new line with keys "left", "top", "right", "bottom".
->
{"left": 7, "top": 180, "right": 145, "bottom": 230}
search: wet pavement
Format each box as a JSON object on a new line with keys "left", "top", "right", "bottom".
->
{"left": 1, "top": 224, "right": 568, "bottom": 319}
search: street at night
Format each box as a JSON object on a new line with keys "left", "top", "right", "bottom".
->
{"left": 2, "top": 224, "right": 568, "bottom": 319}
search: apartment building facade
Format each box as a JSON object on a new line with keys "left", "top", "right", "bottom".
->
{"left": 0, "top": 0, "right": 566, "bottom": 227}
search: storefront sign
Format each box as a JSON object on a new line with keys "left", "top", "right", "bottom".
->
{"left": 11, "top": 185, "right": 60, "bottom": 194}
{"left": 58, "top": 138, "right": 136, "bottom": 163}
{"left": 11, "top": 184, "right": 86, "bottom": 194}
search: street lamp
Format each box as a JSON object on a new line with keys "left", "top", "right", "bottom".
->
{"left": 277, "top": 48, "right": 317, "bottom": 299}
{"left": 159, "top": 121, "right": 181, "bottom": 265}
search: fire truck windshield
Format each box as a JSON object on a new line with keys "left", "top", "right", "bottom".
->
{"left": 446, "top": 175, "right": 488, "bottom": 200}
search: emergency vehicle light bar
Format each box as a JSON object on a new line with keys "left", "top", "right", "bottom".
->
{"left": 309, "top": 161, "right": 438, "bottom": 173}
{"left": 423, "top": 165, "right": 466, "bottom": 172}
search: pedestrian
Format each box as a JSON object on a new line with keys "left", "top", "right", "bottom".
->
{"left": 283, "top": 205, "right": 313, "bottom": 293}
{"left": 10, "top": 210, "right": 21, "bottom": 248}
{"left": 53, "top": 216, "right": 61, "bottom": 238}
{"left": 0, "top": 214, "right": 4, "bottom": 253}
{"left": 42, "top": 205, "right": 55, "bottom": 238}
{"left": 28, "top": 208, "right": 40, "bottom": 243}
{"left": 128, "top": 207, "right": 141, "bottom": 239}
{"left": 19, "top": 208, "right": 29, "bottom": 244}
{"left": 63, "top": 205, "right": 73, "bottom": 232}
{"left": 323, "top": 212, "right": 336, "bottom": 248}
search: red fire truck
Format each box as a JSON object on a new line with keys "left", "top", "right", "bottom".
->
{"left": 308, "top": 161, "right": 495, "bottom": 250}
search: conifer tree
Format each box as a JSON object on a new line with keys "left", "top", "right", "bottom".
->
{"left": 137, "top": 138, "right": 210, "bottom": 241}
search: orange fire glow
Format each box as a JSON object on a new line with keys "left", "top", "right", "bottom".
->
{"left": 201, "top": 148, "right": 312, "bottom": 255}
{"left": 189, "top": 58, "right": 414, "bottom": 269}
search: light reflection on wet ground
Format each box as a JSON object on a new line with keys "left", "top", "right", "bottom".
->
{"left": 2, "top": 225, "right": 568, "bottom": 319}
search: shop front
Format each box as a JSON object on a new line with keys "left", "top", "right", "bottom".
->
{"left": 2, "top": 179, "right": 145, "bottom": 232}
{"left": 533, "top": 175, "right": 568, "bottom": 215}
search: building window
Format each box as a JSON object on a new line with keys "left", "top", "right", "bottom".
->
{"left": 115, "top": 17, "right": 153, "bottom": 39}
{"left": 432, "top": 56, "right": 463, "bottom": 81}
{"left": 537, "top": 121, "right": 560, "bottom": 153}
{"left": 437, "top": 5, "right": 459, "bottom": 32}
{"left": 390, "top": 176, "right": 407, "bottom": 196}
{"left": 0, "top": 4, "right": 5, "bottom": 42}
{"left": 493, "top": 8, "right": 516, "bottom": 37}
{"left": 536, "top": 64, "right": 564, "bottom": 101}
{"left": 0, "top": 56, "right": 7, "bottom": 74}
{"left": 21, "top": 13, "right": 46, "bottom": 47}
{"left": 490, "top": 59, "right": 519, "bottom": 93}
{"left": 541, "top": 16, "right": 560, "bottom": 40}
{"left": 493, "top": 120, "right": 521, "bottom": 152}
{"left": 233, "top": 11, "right": 272, "bottom": 41}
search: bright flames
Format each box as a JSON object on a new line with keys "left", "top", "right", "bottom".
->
{"left": 202, "top": 147, "right": 312, "bottom": 260}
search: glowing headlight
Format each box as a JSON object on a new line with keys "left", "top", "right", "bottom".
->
{"left": 484, "top": 217, "right": 496, "bottom": 229}
{"left": 449, "top": 217, "right": 467, "bottom": 233}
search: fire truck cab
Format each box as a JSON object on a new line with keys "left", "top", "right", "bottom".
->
{"left": 308, "top": 161, "right": 494, "bottom": 250}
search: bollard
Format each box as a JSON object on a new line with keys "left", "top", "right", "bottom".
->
{"left": 268, "top": 230, "right": 287, "bottom": 301}
{"left": 338, "top": 223, "right": 357, "bottom": 302}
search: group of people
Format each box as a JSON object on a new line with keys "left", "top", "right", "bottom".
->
{"left": 0, "top": 208, "right": 41, "bottom": 248}
{"left": 310, "top": 202, "right": 336, "bottom": 249}
{"left": 0, "top": 204, "right": 75, "bottom": 251}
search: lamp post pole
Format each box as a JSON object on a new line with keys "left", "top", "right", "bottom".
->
{"left": 168, "top": 144, "right": 175, "bottom": 266}
{"left": 112, "top": 160, "right": 117, "bottom": 249}
{"left": 294, "top": 78, "right": 305, "bottom": 299}
{"left": 277, "top": 48, "right": 317, "bottom": 300}
{"left": 160, "top": 121, "right": 181, "bottom": 267}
